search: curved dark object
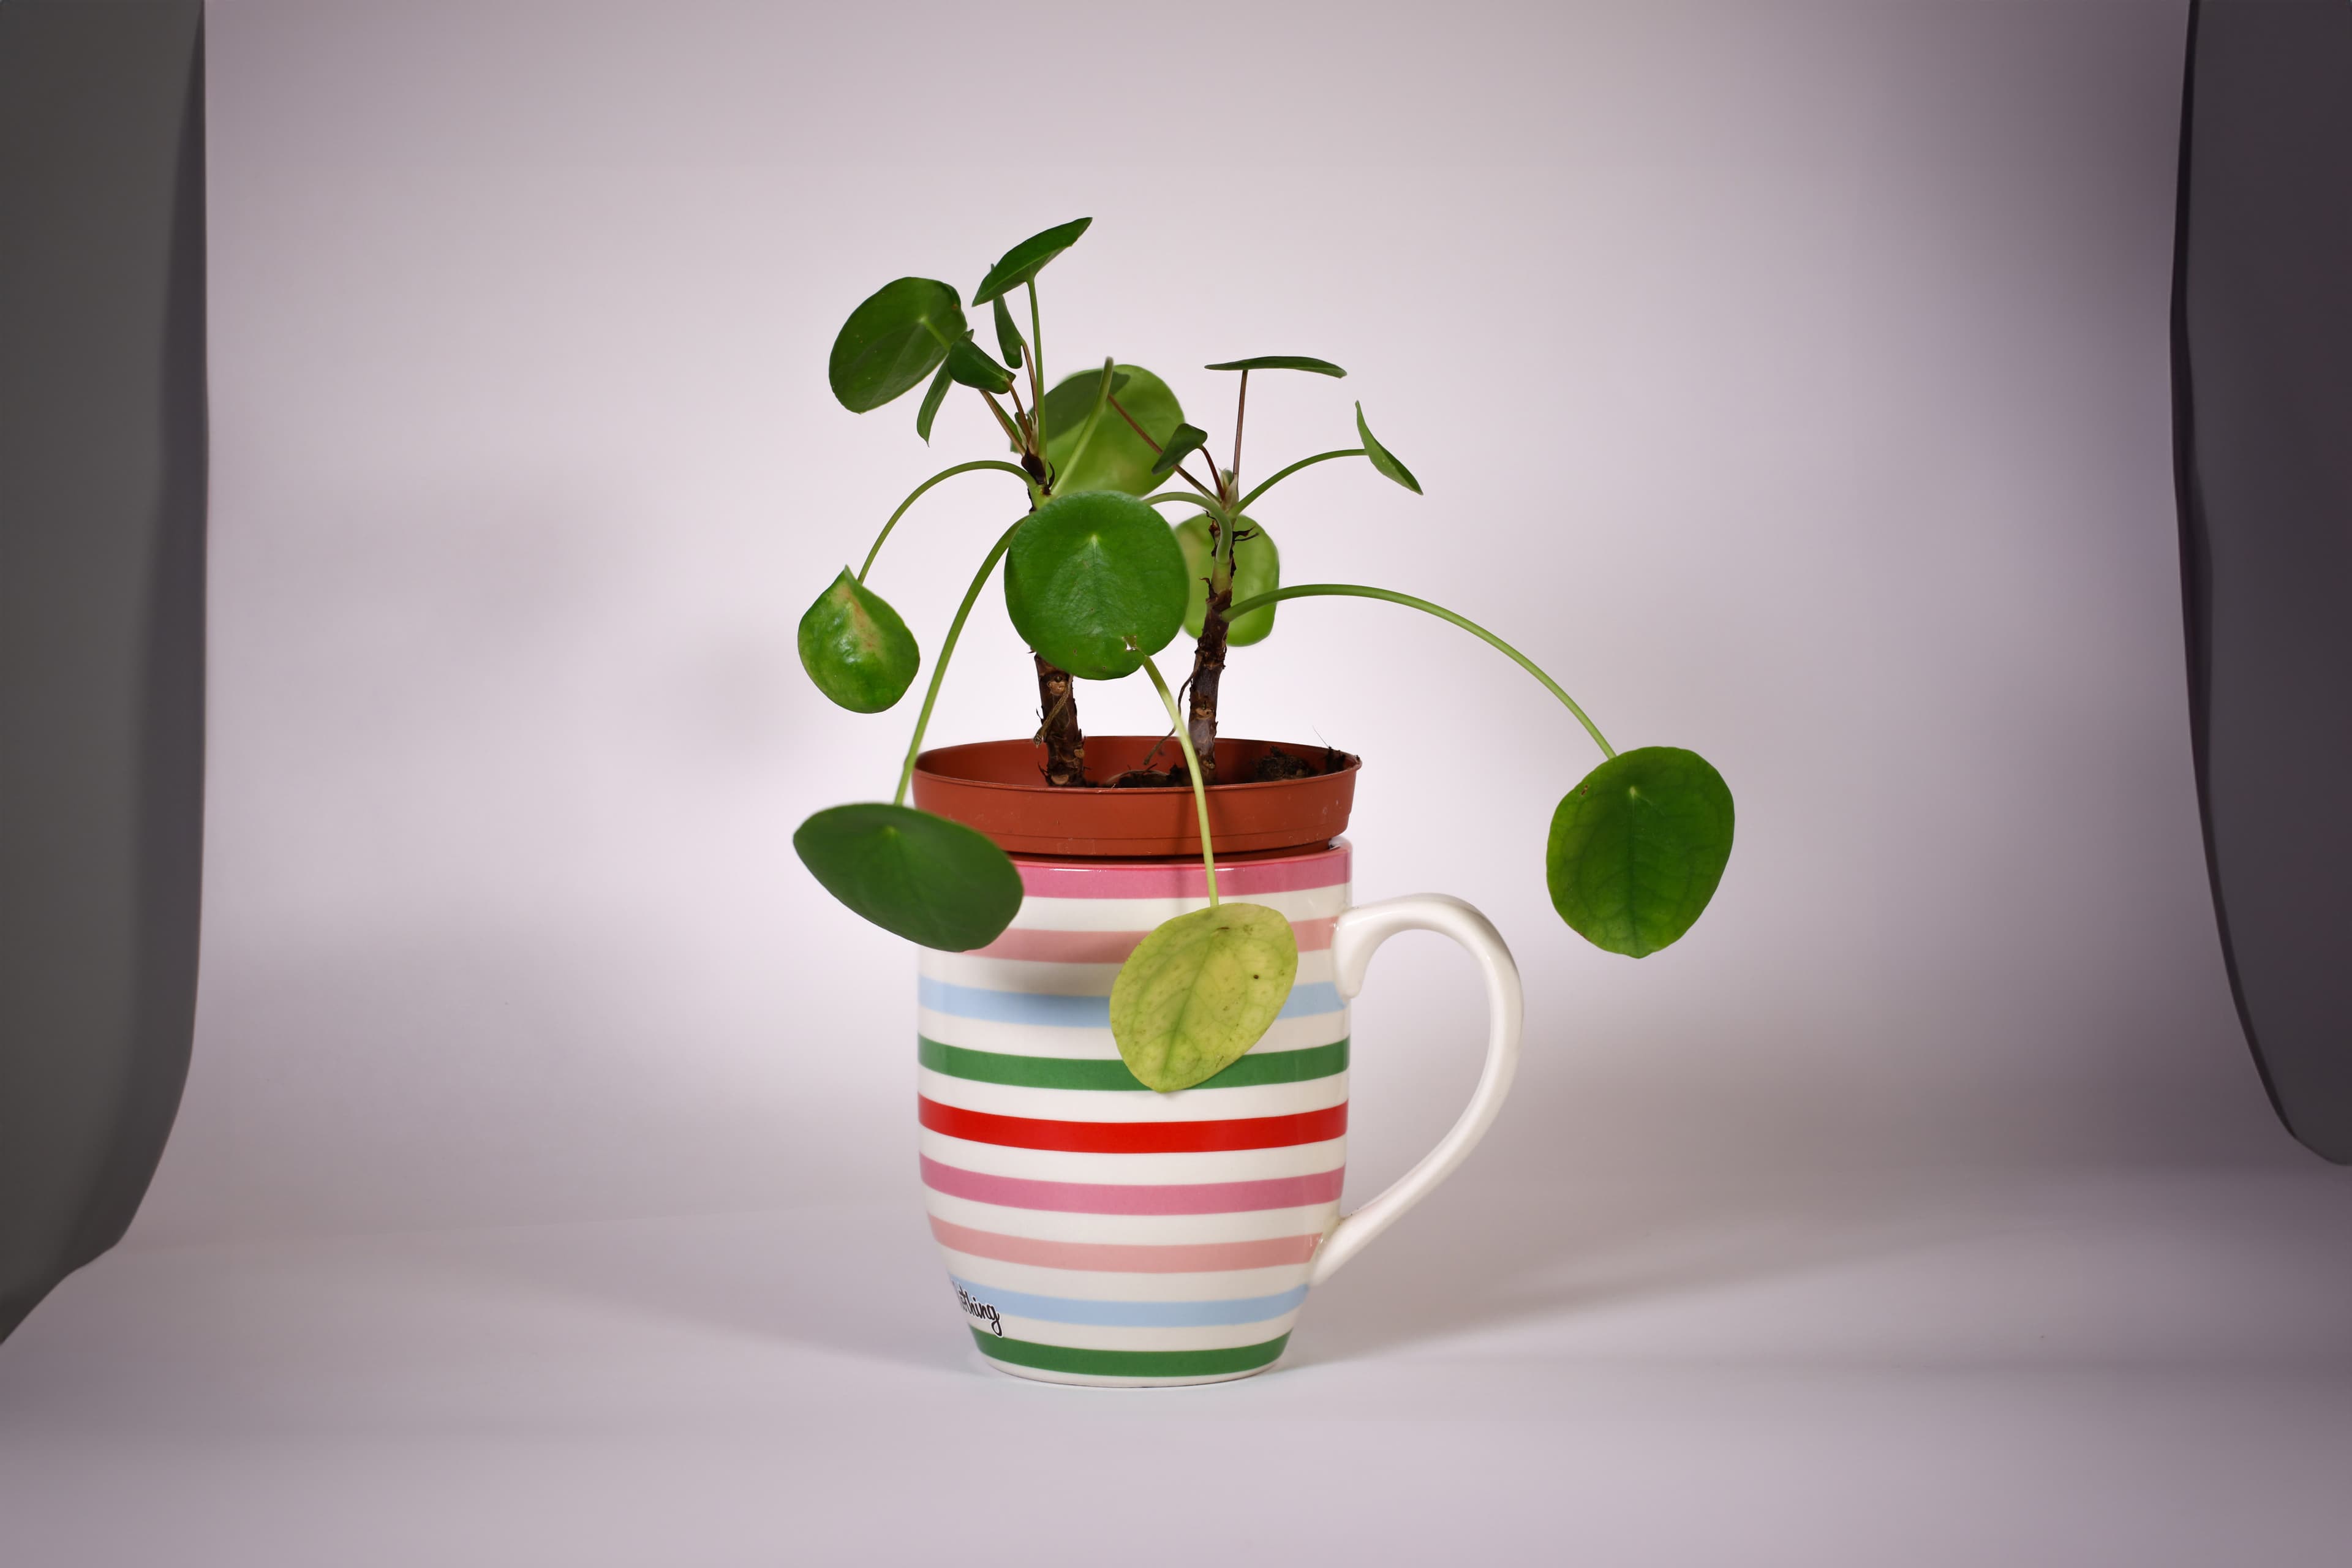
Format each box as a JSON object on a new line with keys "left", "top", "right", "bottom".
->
{"left": 0, "top": 2, "right": 208, "bottom": 1340}
{"left": 2173, "top": 1, "right": 2352, "bottom": 1163}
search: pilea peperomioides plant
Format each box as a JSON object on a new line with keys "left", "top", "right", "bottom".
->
{"left": 794, "top": 218, "right": 1735, "bottom": 1091}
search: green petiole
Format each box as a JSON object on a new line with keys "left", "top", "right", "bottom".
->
{"left": 1141, "top": 655, "right": 1218, "bottom": 907}
{"left": 1236, "top": 447, "right": 1366, "bottom": 512}
{"left": 892, "top": 520, "right": 1025, "bottom": 806}
{"left": 1026, "top": 279, "right": 1047, "bottom": 450}
{"left": 1056, "top": 358, "right": 1119, "bottom": 494}
{"left": 1140, "top": 489, "right": 1225, "bottom": 518}
{"left": 858, "top": 460, "right": 1038, "bottom": 582}
{"left": 1223, "top": 582, "right": 1618, "bottom": 760}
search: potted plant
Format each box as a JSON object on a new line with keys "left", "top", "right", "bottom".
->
{"left": 794, "top": 219, "right": 1734, "bottom": 1385}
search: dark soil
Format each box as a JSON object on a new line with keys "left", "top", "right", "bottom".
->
{"left": 1102, "top": 745, "right": 1349, "bottom": 788}
{"left": 1108, "top": 766, "right": 1188, "bottom": 788}
{"left": 1250, "top": 747, "right": 1322, "bottom": 782}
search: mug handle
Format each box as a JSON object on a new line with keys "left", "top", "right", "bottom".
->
{"left": 1309, "top": 894, "right": 1526, "bottom": 1286}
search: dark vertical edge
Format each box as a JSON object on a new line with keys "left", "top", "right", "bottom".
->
{"left": 0, "top": 3, "right": 209, "bottom": 1342}
{"left": 54, "top": 12, "right": 211, "bottom": 1281}
{"left": 2168, "top": 0, "right": 2292, "bottom": 1136}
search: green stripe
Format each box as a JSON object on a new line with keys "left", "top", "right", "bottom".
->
{"left": 972, "top": 1329, "right": 1291, "bottom": 1378}
{"left": 920, "top": 1037, "right": 1348, "bottom": 1091}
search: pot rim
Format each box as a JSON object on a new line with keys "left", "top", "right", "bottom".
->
{"left": 911, "top": 736, "right": 1361, "bottom": 793}
{"left": 910, "top": 736, "right": 1360, "bottom": 858}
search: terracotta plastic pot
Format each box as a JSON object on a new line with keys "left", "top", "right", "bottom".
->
{"left": 911, "top": 736, "right": 1359, "bottom": 858}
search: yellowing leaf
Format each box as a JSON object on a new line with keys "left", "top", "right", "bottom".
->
{"left": 1109, "top": 903, "right": 1298, "bottom": 1092}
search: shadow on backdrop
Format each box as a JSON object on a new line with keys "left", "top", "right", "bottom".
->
{"left": 0, "top": 2, "right": 209, "bottom": 1341}
{"left": 2174, "top": 0, "right": 2352, "bottom": 1164}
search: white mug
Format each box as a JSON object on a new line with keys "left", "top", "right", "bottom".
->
{"left": 913, "top": 838, "right": 1523, "bottom": 1385}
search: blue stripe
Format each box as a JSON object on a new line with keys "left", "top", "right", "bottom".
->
{"left": 919, "top": 978, "right": 1343, "bottom": 1028}
{"left": 952, "top": 1276, "right": 1310, "bottom": 1329}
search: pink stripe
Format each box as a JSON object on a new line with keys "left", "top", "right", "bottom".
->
{"left": 1016, "top": 843, "right": 1350, "bottom": 900}
{"left": 920, "top": 1155, "right": 1344, "bottom": 1215}
{"left": 973, "top": 915, "right": 1337, "bottom": 963}
{"left": 929, "top": 1216, "right": 1323, "bottom": 1273}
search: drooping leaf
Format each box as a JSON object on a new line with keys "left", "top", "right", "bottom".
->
{"left": 829, "top": 278, "right": 967, "bottom": 413}
{"left": 1039, "top": 364, "right": 1183, "bottom": 496}
{"left": 795, "top": 802, "right": 1024, "bottom": 952}
{"left": 914, "top": 360, "right": 953, "bottom": 443}
{"left": 1174, "top": 514, "right": 1280, "bottom": 646}
{"left": 797, "top": 569, "right": 921, "bottom": 713}
{"left": 944, "top": 336, "right": 1016, "bottom": 394}
{"left": 1110, "top": 903, "right": 1299, "bottom": 1091}
{"left": 1003, "top": 489, "right": 1188, "bottom": 680}
{"left": 1204, "top": 356, "right": 1348, "bottom": 377}
{"left": 1546, "top": 747, "right": 1734, "bottom": 957}
{"left": 1354, "top": 401, "right": 1422, "bottom": 494}
{"left": 972, "top": 217, "right": 1093, "bottom": 305}
{"left": 1150, "top": 421, "right": 1210, "bottom": 478}
{"left": 991, "top": 295, "right": 1024, "bottom": 368}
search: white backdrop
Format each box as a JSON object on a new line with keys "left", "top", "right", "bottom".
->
{"left": 19, "top": 7, "right": 2352, "bottom": 1563}
{"left": 141, "top": 0, "right": 2288, "bottom": 1253}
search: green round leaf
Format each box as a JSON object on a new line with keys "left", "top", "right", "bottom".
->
{"left": 1039, "top": 364, "right": 1184, "bottom": 496}
{"left": 1204, "top": 355, "right": 1347, "bottom": 377}
{"left": 1110, "top": 903, "right": 1299, "bottom": 1091}
{"left": 1354, "top": 401, "right": 1423, "bottom": 494}
{"left": 797, "top": 568, "right": 920, "bottom": 713}
{"left": 829, "top": 278, "right": 967, "bottom": 413}
{"left": 1546, "top": 747, "right": 1734, "bottom": 957}
{"left": 794, "top": 802, "right": 1023, "bottom": 952}
{"left": 1174, "top": 514, "right": 1280, "bottom": 646}
{"left": 1004, "top": 491, "right": 1189, "bottom": 680}
{"left": 973, "top": 217, "right": 1092, "bottom": 305}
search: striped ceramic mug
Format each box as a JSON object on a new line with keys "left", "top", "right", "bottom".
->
{"left": 915, "top": 839, "right": 1524, "bottom": 1386}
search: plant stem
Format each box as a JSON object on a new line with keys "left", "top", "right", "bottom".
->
{"left": 1184, "top": 567, "right": 1231, "bottom": 786}
{"left": 978, "top": 388, "right": 1022, "bottom": 447}
{"left": 1153, "top": 477, "right": 1237, "bottom": 782}
{"left": 1106, "top": 392, "right": 1218, "bottom": 499}
{"left": 1142, "top": 655, "right": 1218, "bottom": 907}
{"left": 1221, "top": 582, "right": 1618, "bottom": 760}
{"left": 1034, "top": 655, "right": 1086, "bottom": 786}
{"left": 894, "top": 521, "right": 1024, "bottom": 807}
{"left": 1141, "top": 490, "right": 1223, "bottom": 517}
{"left": 1058, "top": 358, "right": 1119, "bottom": 492}
{"left": 858, "top": 460, "right": 1038, "bottom": 581}
{"left": 1231, "top": 369, "right": 1249, "bottom": 498}
{"left": 1025, "top": 279, "right": 1047, "bottom": 450}
{"left": 1236, "top": 448, "right": 1366, "bottom": 512}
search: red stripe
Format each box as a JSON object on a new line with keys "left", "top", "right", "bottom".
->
{"left": 918, "top": 1095, "right": 1348, "bottom": 1153}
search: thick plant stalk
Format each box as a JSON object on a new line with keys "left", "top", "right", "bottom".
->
{"left": 1035, "top": 655, "right": 1086, "bottom": 786}
{"left": 1184, "top": 581, "right": 1231, "bottom": 786}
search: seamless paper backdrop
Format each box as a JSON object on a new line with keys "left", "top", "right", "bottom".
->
{"left": 138, "top": 0, "right": 2291, "bottom": 1250}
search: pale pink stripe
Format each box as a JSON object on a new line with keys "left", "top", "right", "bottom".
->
{"left": 920, "top": 1155, "right": 1343, "bottom": 1215}
{"left": 929, "top": 1216, "right": 1322, "bottom": 1273}
{"left": 1016, "top": 843, "right": 1349, "bottom": 900}
{"left": 973, "top": 915, "right": 1337, "bottom": 963}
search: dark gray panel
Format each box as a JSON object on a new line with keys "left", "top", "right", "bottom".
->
{"left": 1, "top": 2, "right": 208, "bottom": 1338}
{"left": 2174, "top": 1, "right": 2352, "bottom": 1162}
